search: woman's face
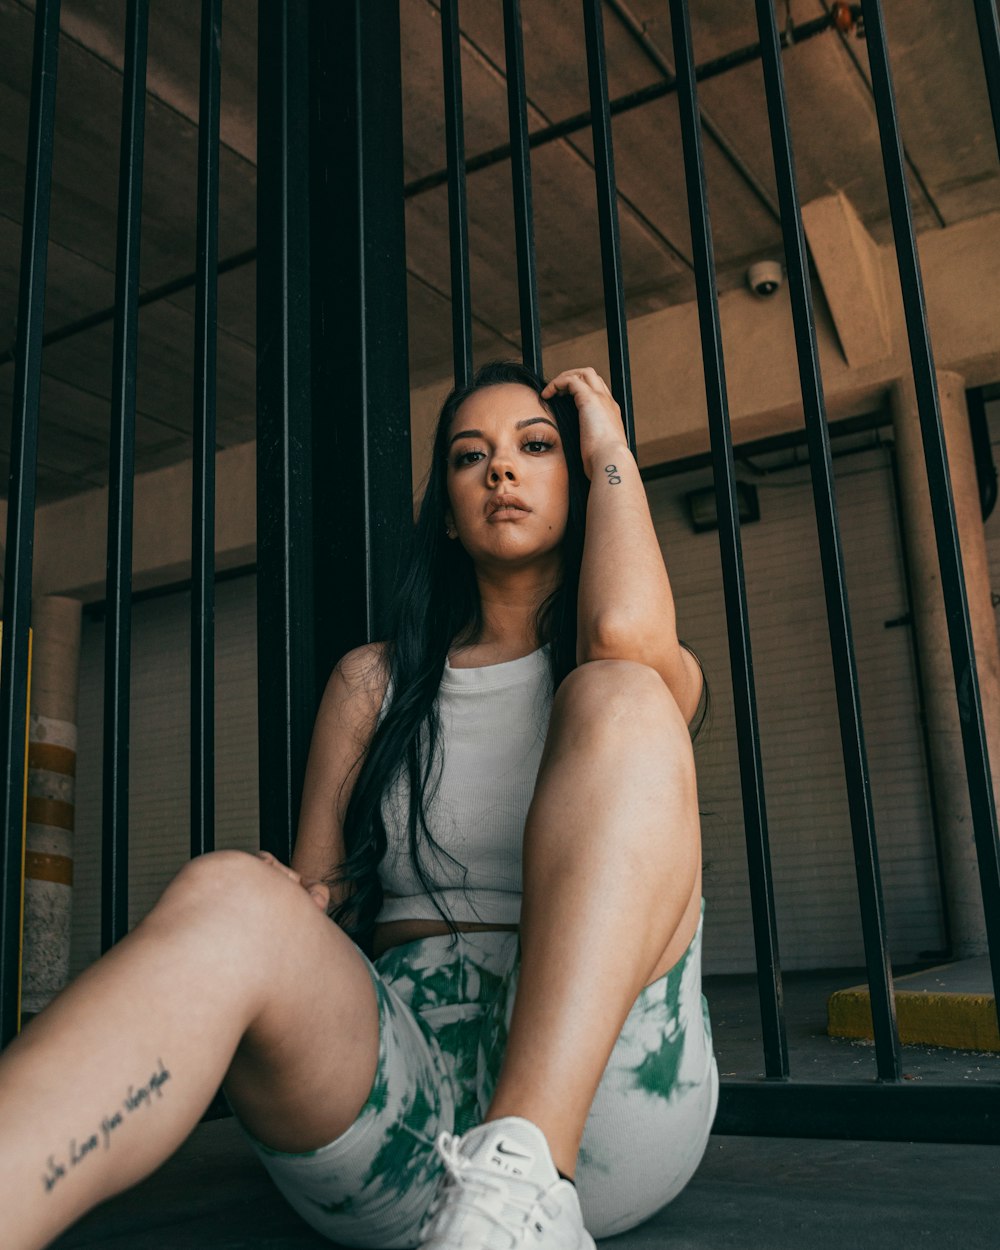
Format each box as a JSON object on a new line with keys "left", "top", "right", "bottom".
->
{"left": 444, "top": 383, "right": 570, "bottom": 570}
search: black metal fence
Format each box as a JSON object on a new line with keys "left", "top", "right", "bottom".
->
{"left": 2, "top": 0, "right": 999, "bottom": 1147}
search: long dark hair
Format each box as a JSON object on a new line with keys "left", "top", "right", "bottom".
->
{"left": 328, "top": 361, "right": 589, "bottom": 953}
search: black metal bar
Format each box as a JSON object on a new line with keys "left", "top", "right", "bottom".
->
{"left": 191, "top": 0, "right": 222, "bottom": 861}
{"left": 440, "top": 0, "right": 473, "bottom": 387}
{"left": 967, "top": 387, "right": 997, "bottom": 522}
{"left": 716, "top": 1080, "right": 1000, "bottom": 1144}
{"left": 861, "top": 0, "right": 1000, "bottom": 1020}
{"left": 102, "top": 0, "right": 149, "bottom": 953}
{"left": 753, "top": 0, "right": 901, "bottom": 1081}
{"left": 580, "top": 0, "right": 634, "bottom": 446}
{"left": 309, "top": 0, "right": 413, "bottom": 677}
{"left": 973, "top": 0, "right": 1000, "bottom": 164}
{"left": 502, "top": 0, "right": 542, "bottom": 375}
{"left": 402, "top": 11, "right": 843, "bottom": 201}
{"left": 669, "top": 0, "right": 788, "bottom": 1080}
{"left": 256, "top": 0, "right": 314, "bottom": 864}
{"left": 0, "top": 0, "right": 61, "bottom": 1047}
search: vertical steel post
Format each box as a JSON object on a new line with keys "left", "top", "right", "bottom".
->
{"left": 754, "top": 0, "right": 900, "bottom": 1081}
{"left": 669, "top": 0, "right": 788, "bottom": 1080}
{"left": 256, "top": 0, "right": 315, "bottom": 863}
{"left": 308, "top": 0, "right": 413, "bottom": 684}
{"left": 256, "top": 0, "right": 412, "bottom": 859}
{"left": 502, "top": 0, "right": 542, "bottom": 375}
{"left": 102, "top": 0, "right": 149, "bottom": 952}
{"left": 441, "top": 0, "right": 473, "bottom": 388}
{"left": 861, "top": 0, "right": 1000, "bottom": 1018}
{"left": 0, "top": 0, "right": 61, "bottom": 1047}
{"left": 580, "top": 0, "right": 635, "bottom": 446}
{"left": 973, "top": 0, "right": 1000, "bottom": 162}
{"left": 191, "top": 0, "right": 222, "bottom": 860}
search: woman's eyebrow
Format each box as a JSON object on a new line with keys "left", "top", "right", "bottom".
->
{"left": 448, "top": 416, "right": 558, "bottom": 448}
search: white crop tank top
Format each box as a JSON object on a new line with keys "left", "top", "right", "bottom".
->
{"left": 375, "top": 644, "right": 553, "bottom": 925}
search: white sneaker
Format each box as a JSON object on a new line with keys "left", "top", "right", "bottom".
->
{"left": 417, "top": 1116, "right": 596, "bottom": 1249}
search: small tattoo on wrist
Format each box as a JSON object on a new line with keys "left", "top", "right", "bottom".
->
{"left": 603, "top": 463, "right": 622, "bottom": 485}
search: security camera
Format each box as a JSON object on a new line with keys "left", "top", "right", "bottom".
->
{"left": 747, "top": 260, "right": 783, "bottom": 298}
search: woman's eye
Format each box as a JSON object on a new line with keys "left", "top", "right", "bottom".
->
{"left": 523, "top": 439, "right": 554, "bottom": 453}
{"left": 453, "top": 449, "right": 484, "bottom": 467}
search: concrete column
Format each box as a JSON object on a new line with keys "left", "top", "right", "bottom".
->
{"left": 891, "top": 371, "right": 1000, "bottom": 957}
{"left": 22, "top": 596, "right": 82, "bottom": 1014}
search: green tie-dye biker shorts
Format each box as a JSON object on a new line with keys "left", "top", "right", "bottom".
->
{"left": 239, "top": 906, "right": 718, "bottom": 1248}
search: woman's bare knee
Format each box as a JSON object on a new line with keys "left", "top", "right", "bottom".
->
{"left": 550, "top": 659, "right": 692, "bottom": 761}
{"left": 139, "top": 850, "right": 340, "bottom": 999}
{"left": 558, "top": 658, "right": 680, "bottom": 716}
{"left": 155, "top": 850, "right": 300, "bottom": 927}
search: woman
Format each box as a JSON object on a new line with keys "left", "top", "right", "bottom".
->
{"left": 1, "top": 362, "right": 716, "bottom": 1250}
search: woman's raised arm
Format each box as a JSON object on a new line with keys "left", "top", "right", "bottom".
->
{"left": 541, "top": 367, "right": 703, "bottom": 724}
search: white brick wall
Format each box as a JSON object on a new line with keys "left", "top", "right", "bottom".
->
{"left": 70, "top": 575, "right": 259, "bottom": 976}
{"left": 651, "top": 438, "right": 944, "bottom": 974}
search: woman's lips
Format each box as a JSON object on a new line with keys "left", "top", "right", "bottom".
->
{"left": 487, "top": 495, "right": 530, "bottom": 520}
{"left": 487, "top": 494, "right": 530, "bottom": 516}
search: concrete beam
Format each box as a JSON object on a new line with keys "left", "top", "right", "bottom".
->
{"left": 802, "top": 191, "right": 891, "bottom": 368}
{"left": 32, "top": 440, "right": 256, "bottom": 602}
{"left": 410, "top": 206, "right": 1000, "bottom": 484}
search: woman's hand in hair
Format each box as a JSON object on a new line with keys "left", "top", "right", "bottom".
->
{"left": 256, "top": 850, "right": 332, "bottom": 913}
{"left": 541, "top": 367, "right": 628, "bottom": 480}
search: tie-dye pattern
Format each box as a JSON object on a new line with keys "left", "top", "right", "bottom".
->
{"left": 239, "top": 911, "right": 717, "bottom": 1247}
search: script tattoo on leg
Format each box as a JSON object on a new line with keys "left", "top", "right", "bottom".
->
{"left": 41, "top": 1058, "right": 172, "bottom": 1194}
{"left": 604, "top": 463, "right": 622, "bottom": 485}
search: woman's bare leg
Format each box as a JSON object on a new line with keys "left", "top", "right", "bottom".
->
{"left": 485, "top": 659, "right": 702, "bottom": 1176}
{"left": 0, "top": 850, "right": 379, "bottom": 1250}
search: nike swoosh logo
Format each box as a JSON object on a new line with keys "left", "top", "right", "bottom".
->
{"left": 494, "top": 1142, "right": 532, "bottom": 1159}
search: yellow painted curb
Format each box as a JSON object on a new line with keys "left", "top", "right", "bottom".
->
{"left": 828, "top": 986, "right": 1000, "bottom": 1052}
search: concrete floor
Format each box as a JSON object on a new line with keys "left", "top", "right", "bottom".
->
{"left": 709, "top": 967, "right": 998, "bottom": 1083}
{"left": 49, "top": 1118, "right": 1000, "bottom": 1250}
{"left": 48, "top": 972, "right": 1000, "bottom": 1250}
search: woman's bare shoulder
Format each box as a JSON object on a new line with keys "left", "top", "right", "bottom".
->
{"left": 327, "top": 641, "right": 392, "bottom": 727}
{"left": 335, "top": 640, "right": 390, "bottom": 685}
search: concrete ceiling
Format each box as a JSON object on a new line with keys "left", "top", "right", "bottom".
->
{"left": 0, "top": 0, "right": 997, "bottom": 504}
